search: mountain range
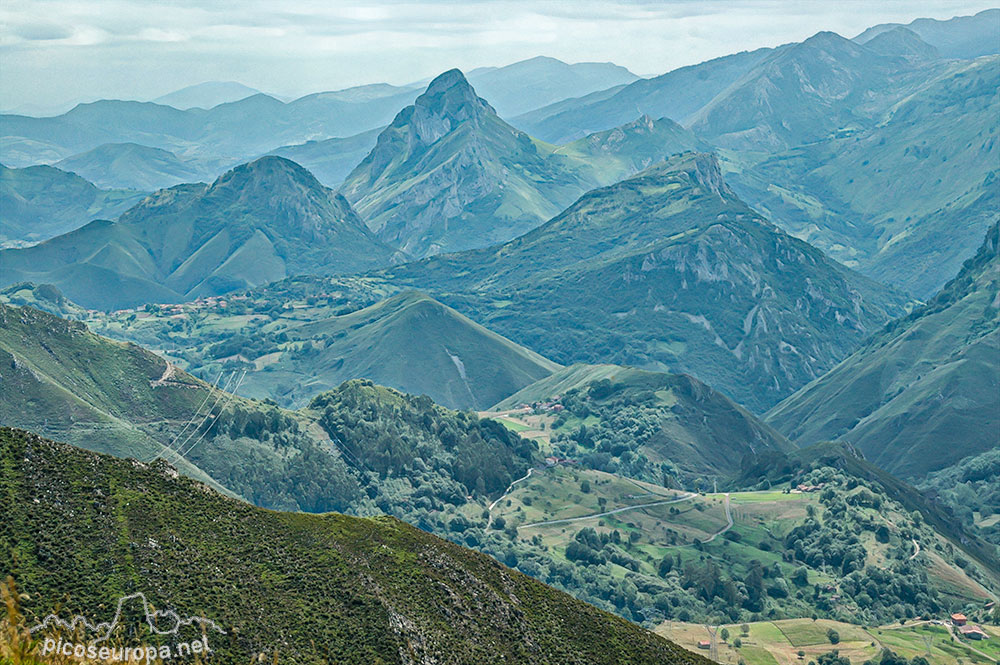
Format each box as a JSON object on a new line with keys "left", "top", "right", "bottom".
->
{"left": 854, "top": 8, "right": 1000, "bottom": 58}
{"left": 727, "top": 54, "right": 999, "bottom": 297}
{"left": 0, "top": 157, "right": 399, "bottom": 309}
{"left": 151, "top": 80, "right": 264, "bottom": 109}
{"left": 53, "top": 141, "right": 209, "bottom": 191}
{"left": 2, "top": 11, "right": 998, "bottom": 651}
{"left": 0, "top": 163, "right": 145, "bottom": 247}
{"left": 766, "top": 223, "right": 1000, "bottom": 480}
{"left": 379, "top": 152, "right": 906, "bottom": 411}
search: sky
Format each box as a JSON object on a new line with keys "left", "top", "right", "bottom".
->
{"left": 1, "top": 0, "right": 996, "bottom": 113}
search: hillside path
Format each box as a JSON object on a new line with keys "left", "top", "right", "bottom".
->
{"left": 490, "top": 468, "right": 535, "bottom": 513}
{"left": 519, "top": 492, "right": 697, "bottom": 528}
{"left": 701, "top": 493, "right": 733, "bottom": 543}
{"left": 910, "top": 538, "right": 920, "bottom": 560}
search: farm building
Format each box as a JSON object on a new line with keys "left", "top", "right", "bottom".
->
{"left": 957, "top": 625, "right": 988, "bottom": 640}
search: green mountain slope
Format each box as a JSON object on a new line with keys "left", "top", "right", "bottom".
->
{"left": 687, "top": 31, "right": 934, "bottom": 152}
{"left": 340, "top": 69, "right": 589, "bottom": 257}
{"left": 243, "top": 291, "right": 560, "bottom": 410}
{"left": 381, "top": 152, "right": 906, "bottom": 412}
{"left": 550, "top": 115, "right": 706, "bottom": 183}
{"left": 0, "top": 428, "right": 706, "bottom": 665}
{"left": 727, "top": 55, "right": 999, "bottom": 297}
{"left": 493, "top": 363, "right": 794, "bottom": 479}
{"left": 737, "top": 441, "right": 1000, "bottom": 577}
{"left": 0, "top": 302, "right": 539, "bottom": 513}
{"left": 0, "top": 163, "right": 145, "bottom": 247}
{"left": 0, "top": 157, "right": 400, "bottom": 309}
{"left": 765, "top": 223, "right": 1000, "bottom": 480}
{"left": 54, "top": 141, "right": 208, "bottom": 190}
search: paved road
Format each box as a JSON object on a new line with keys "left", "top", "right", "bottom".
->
{"left": 520, "top": 492, "right": 697, "bottom": 528}
{"left": 701, "top": 493, "right": 733, "bottom": 543}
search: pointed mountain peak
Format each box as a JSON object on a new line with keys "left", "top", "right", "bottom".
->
{"left": 414, "top": 69, "right": 495, "bottom": 124}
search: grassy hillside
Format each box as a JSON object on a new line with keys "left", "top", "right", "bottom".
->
{"left": 55, "top": 286, "right": 559, "bottom": 411}
{"left": 766, "top": 223, "right": 999, "bottom": 479}
{"left": 2, "top": 304, "right": 995, "bottom": 632}
{"left": 0, "top": 302, "right": 541, "bottom": 513}
{"left": 0, "top": 428, "right": 707, "bottom": 665}
{"left": 267, "top": 291, "right": 560, "bottom": 409}
{"left": 486, "top": 460, "right": 998, "bottom": 628}
{"left": 380, "top": 152, "right": 906, "bottom": 412}
{"left": 657, "top": 618, "right": 1000, "bottom": 665}
{"left": 0, "top": 157, "right": 400, "bottom": 309}
{"left": 0, "top": 164, "right": 145, "bottom": 247}
{"left": 491, "top": 363, "right": 793, "bottom": 480}
{"left": 727, "top": 56, "right": 999, "bottom": 297}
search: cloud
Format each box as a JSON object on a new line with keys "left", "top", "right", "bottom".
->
{"left": 1, "top": 0, "right": 996, "bottom": 110}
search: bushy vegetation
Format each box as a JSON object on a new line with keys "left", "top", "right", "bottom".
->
{"left": 0, "top": 428, "right": 710, "bottom": 665}
{"left": 920, "top": 449, "right": 1000, "bottom": 545}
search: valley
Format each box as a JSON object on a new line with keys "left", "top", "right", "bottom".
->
{"left": 1, "top": 7, "right": 998, "bottom": 663}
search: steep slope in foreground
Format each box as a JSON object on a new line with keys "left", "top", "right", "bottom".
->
{"left": 384, "top": 153, "right": 906, "bottom": 412}
{"left": 492, "top": 363, "right": 793, "bottom": 479}
{"left": 0, "top": 163, "right": 145, "bottom": 246}
{"left": 250, "top": 291, "right": 560, "bottom": 410}
{"left": 766, "top": 223, "right": 1000, "bottom": 480}
{"left": 341, "top": 69, "right": 588, "bottom": 257}
{"left": 0, "top": 428, "right": 707, "bottom": 665}
{"left": 0, "top": 157, "right": 399, "bottom": 309}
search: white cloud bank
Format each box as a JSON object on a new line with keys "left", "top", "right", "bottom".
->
{"left": 1, "top": 0, "right": 995, "bottom": 111}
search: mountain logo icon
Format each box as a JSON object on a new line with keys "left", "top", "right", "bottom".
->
{"left": 29, "top": 592, "right": 225, "bottom": 644}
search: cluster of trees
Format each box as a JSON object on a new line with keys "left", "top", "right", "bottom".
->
{"left": 811, "top": 649, "right": 931, "bottom": 665}
{"left": 312, "top": 379, "right": 538, "bottom": 498}
{"left": 920, "top": 449, "right": 1000, "bottom": 545}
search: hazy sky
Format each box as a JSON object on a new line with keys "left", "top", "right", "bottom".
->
{"left": 1, "top": 0, "right": 996, "bottom": 112}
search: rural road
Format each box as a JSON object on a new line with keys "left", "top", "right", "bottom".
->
{"left": 701, "top": 493, "right": 733, "bottom": 543}
{"left": 489, "top": 468, "right": 535, "bottom": 513}
{"left": 520, "top": 492, "right": 697, "bottom": 528}
{"left": 910, "top": 538, "right": 920, "bottom": 560}
{"left": 946, "top": 623, "right": 998, "bottom": 663}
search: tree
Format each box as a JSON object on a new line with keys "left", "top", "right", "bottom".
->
{"left": 721, "top": 628, "right": 730, "bottom": 642}
{"left": 733, "top": 637, "right": 742, "bottom": 648}
{"left": 741, "top": 623, "right": 750, "bottom": 636}
{"left": 580, "top": 479, "right": 591, "bottom": 493}
{"left": 827, "top": 628, "right": 840, "bottom": 645}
